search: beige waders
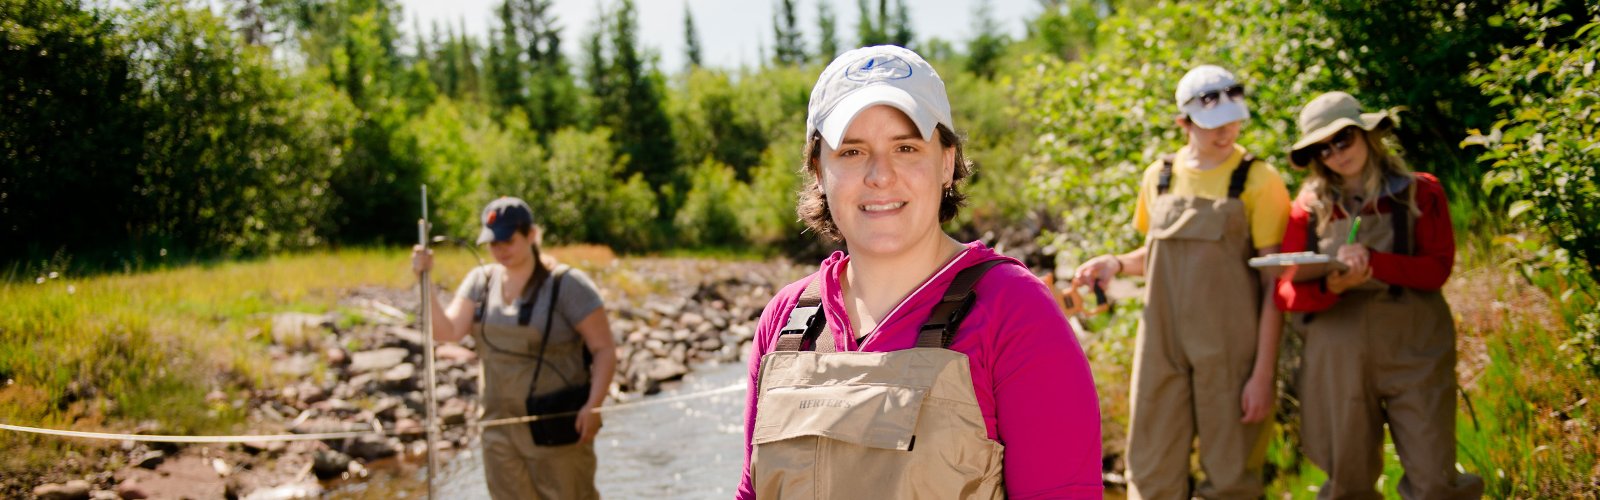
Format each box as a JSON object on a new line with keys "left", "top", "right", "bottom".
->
{"left": 1296, "top": 197, "right": 1483, "bottom": 500}
{"left": 1127, "top": 157, "right": 1268, "bottom": 499}
{"left": 751, "top": 261, "right": 1008, "bottom": 499}
{"left": 473, "top": 266, "right": 599, "bottom": 500}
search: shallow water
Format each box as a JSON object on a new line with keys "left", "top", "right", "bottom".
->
{"left": 328, "top": 361, "right": 749, "bottom": 499}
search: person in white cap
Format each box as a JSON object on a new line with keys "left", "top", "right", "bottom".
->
{"left": 735, "top": 45, "right": 1103, "bottom": 499}
{"left": 1071, "top": 64, "right": 1291, "bottom": 498}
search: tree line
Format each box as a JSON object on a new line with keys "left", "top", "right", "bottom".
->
{"left": 0, "top": 0, "right": 958, "bottom": 269}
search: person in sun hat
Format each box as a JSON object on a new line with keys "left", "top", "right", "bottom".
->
{"left": 1069, "top": 64, "right": 1291, "bottom": 499}
{"left": 410, "top": 196, "right": 617, "bottom": 499}
{"left": 734, "top": 45, "right": 1103, "bottom": 499}
{"left": 1276, "top": 91, "right": 1485, "bottom": 499}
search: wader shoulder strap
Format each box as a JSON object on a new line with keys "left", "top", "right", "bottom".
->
{"left": 1306, "top": 212, "right": 1320, "bottom": 254}
{"left": 473, "top": 264, "right": 494, "bottom": 323}
{"left": 1385, "top": 197, "right": 1410, "bottom": 297}
{"left": 916, "top": 259, "right": 1009, "bottom": 349}
{"left": 517, "top": 264, "right": 555, "bottom": 326}
{"left": 1228, "top": 154, "right": 1255, "bottom": 199}
{"left": 1156, "top": 154, "right": 1176, "bottom": 195}
{"left": 529, "top": 267, "right": 569, "bottom": 395}
{"left": 773, "top": 276, "right": 832, "bottom": 352}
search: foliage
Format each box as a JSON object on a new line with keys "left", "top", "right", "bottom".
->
{"left": 674, "top": 159, "right": 748, "bottom": 248}
{"left": 0, "top": 0, "right": 146, "bottom": 262}
{"left": 1465, "top": 2, "right": 1598, "bottom": 373}
{"left": 128, "top": 1, "right": 355, "bottom": 255}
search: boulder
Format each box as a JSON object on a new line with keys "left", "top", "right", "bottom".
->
{"left": 32, "top": 480, "right": 91, "bottom": 500}
{"left": 348, "top": 348, "right": 409, "bottom": 373}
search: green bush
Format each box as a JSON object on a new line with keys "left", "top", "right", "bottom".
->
{"left": 674, "top": 158, "right": 749, "bottom": 248}
{"left": 127, "top": 1, "right": 353, "bottom": 255}
{"left": 0, "top": 0, "right": 146, "bottom": 263}
{"left": 1467, "top": 2, "right": 1600, "bottom": 371}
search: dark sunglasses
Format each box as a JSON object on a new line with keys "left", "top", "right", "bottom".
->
{"left": 1184, "top": 85, "right": 1246, "bottom": 109}
{"left": 1299, "top": 127, "right": 1358, "bottom": 164}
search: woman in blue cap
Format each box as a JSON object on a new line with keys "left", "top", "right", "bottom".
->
{"left": 411, "top": 196, "right": 616, "bottom": 499}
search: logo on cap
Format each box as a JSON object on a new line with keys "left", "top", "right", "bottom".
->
{"left": 845, "top": 55, "right": 913, "bottom": 82}
{"left": 487, "top": 211, "right": 498, "bottom": 224}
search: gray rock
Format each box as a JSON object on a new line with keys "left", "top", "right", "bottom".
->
{"left": 114, "top": 481, "right": 149, "bottom": 499}
{"left": 344, "top": 435, "right": 397, "bottom": 461}
{"left": 440, "top": 398, "right": 469, "bottom": 426}
{"left": 311, "top": 449, "right": 352, "bottom": 480}
{"left": 135, "top": 450, "right": 165, "bottom": 469}
{"left": 381, "top": 363, "right": 416, "bottom": 386}
{"left": 271, "top": 313, "right": 329, "bottom": 350}
{"left": 271, "top": 353, "right": 318, "bottom": 378}
{"left": 324, "top": 346, "right": 348, "bottom": 366}
{"left": 89, "top": 490, "right": 118, "bottom": 500}
{"left": 348, "top": 347, "right": 409, "bottom": 373}
{"left": 385, "top": 326, "right": 425, "bottom": 349}
{"left": 32, "top": 480, "right": 90, "bottom": 500}
{"left": 241, "top": 481, "right": 323, "bottom": 499}
{"left": 679, "top": 312, "right": 705, "bottom": 329}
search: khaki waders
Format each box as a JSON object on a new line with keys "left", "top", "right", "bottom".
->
{"left": 751, "top": 260, "right": 1009, "bottom": 499}
{"left": 1127, "top": 157, "right": 1268, "bottom": 499}
{"left": 473, "top": 265, "right": 600, "bottom": 500}
{"left": 1296, "top": 196, "right": 1483, "bottom": 500}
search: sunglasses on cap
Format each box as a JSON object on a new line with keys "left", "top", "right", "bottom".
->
{"left": 1300, "top": 127, "right": 1359, "bottom": 164}
{"left": 1184, "top": 85, "right": 1246, "bottom": 109}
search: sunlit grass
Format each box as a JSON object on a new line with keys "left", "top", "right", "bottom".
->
{"left": 0, "top": 245, "right": 606, "bottom": 477}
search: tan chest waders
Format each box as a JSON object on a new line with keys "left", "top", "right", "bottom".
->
{"left": 472, "top": 265, "right": 599, "bottom": 500}
{"left": 1296, "top": 194, "right": 1483, "bottom": 500}
{"left": 750, "top": 260, "right": 1009, "bottom": 499}
{"left": 1126, "top": 156, "right": 1269, "bottom": 499}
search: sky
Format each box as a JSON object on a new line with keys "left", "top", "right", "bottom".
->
{"left": 397, "top": 0, "right": 1043, "bottom": 71}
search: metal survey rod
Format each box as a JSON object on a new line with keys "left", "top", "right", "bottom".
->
{"left": 417, "top": 185, "right": 439, "bottom": 499}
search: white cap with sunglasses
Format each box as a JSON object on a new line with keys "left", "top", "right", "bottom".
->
{"left": 1175, "top": 65, "right": 1249, "bottom": 129}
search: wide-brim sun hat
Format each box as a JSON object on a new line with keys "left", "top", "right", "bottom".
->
{"left": 1289, "top": 91, "right": 1396, "bottom": 168}
{"left": 805, "top": 45, "right": 953, "bottom": 149}
{"left": 1175, "top": 65, "right": 1250, "bottom": 129}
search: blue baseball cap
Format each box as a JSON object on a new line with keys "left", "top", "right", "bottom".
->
{"left": 476, "top": 197, "right": 535, "bottom": 244}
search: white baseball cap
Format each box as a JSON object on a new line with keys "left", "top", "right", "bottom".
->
{"left": 1174, "top": 65, "right": 1250, "bottom": 129}
{"left": 806, "top": 45, "right": 953, "bottom": 149}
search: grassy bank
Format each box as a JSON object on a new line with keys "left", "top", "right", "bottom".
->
{"left": 0, "top": 245, "right": 616, "bottom": 481}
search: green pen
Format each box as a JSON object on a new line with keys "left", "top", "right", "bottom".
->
{"left": 1347, "top": 216, "right": 1362, "bottom": 244}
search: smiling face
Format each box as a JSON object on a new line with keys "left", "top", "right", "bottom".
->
{"left": 815, "top": 105, "right": 956, "bottom": 259}
{"left": 1179, "top": 117, "right": 1242, "bottom": 157}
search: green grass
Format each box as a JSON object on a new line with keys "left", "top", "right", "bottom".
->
{"left": 0, "top": 246, "right": 520, "bottom": 478}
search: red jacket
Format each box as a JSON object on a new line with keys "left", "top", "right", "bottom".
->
{"left": 1274, "top": 173, "right": 1456, "bottom": 312}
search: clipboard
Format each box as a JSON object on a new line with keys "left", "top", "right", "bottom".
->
{"left": 1248, "top": 252, "right": 1349, "bottom": 281}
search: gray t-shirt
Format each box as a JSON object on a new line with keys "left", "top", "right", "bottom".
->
{"left": 457, "top": 264, "right": 604, "bottom": 397}
{"left": 458, "top": 264, "right": 604, "bottom": 343}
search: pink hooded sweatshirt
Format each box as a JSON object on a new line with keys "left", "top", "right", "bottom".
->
{"left": 736, "top": 241, "right": 1103, "bottom": 499}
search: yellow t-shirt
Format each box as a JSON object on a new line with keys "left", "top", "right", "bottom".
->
{"left": 1133, "top": 145, "right": 1292, "bottom": 249}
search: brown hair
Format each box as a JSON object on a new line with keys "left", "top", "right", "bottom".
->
{"left": 796, "top": 124, "right": 972, "bottom": 242}
{"left": 1299, "top": 127, "right": 1420, "bottom": 233}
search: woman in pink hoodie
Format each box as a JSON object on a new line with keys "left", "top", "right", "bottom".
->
{"left": 734, "top": 45, "right": 1102, "bottom": 499}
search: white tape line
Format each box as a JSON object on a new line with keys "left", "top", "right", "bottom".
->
{"left": 0, "top": 424, "right": 376, "bottom": 443}
{"left": 0, "top": 382, "right": 748, "bottom": 443}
